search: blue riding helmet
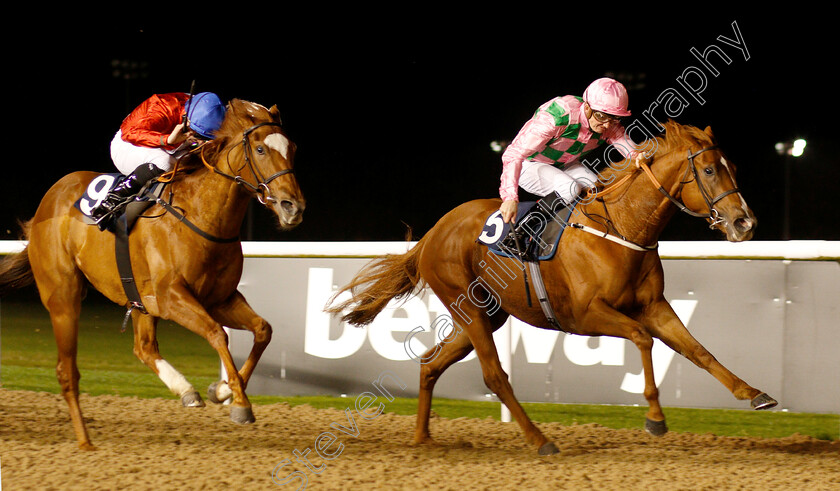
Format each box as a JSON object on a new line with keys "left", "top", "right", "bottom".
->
{"left": 185, "top": 92, "right": 226, "bottom": 139}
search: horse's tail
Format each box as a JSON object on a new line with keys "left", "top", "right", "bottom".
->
{"left": 326, "top": 236, "right": 427, "bottom": 327}
{"left": 0, "top": 221, "right": 34, "bottom": 296}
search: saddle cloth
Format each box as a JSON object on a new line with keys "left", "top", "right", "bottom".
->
{"left": 73, "top": 173, "right": 164, "bottom": 233}
{"left": 477, "top": 198, "right": 575, "bottom": 261}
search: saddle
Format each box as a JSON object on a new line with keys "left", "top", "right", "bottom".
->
{"left": 74, "top": 175, "right": 167, "bottom": 325}
{"left": 74, "top": 174, "right": 165, "bottom": 232}
{"left": 476, "top": 193, "right": 574, "bottom": 332}
{"left": 478, "top": 193, "right": 575, "bottom": 262}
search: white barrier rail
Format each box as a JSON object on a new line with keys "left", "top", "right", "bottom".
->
{"left": 2, "top": 240, "right": 839, "bottom": 259}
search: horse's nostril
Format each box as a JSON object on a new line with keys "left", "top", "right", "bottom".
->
{"left": 280, "top": 200, "right": 297, "bottom": 215}
{"left": 734, "top": 217, "right": 753, "bottom": 232}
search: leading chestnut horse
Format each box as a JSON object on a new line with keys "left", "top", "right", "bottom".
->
{"left": 0, "top": 99, "right": 304, "bottom": 450}
{"left": 327, "top": 120, "right": 777, "bottom": 455}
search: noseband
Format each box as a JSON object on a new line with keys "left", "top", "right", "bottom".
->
{"left": 202, "top": 121, "right": 295, "bottom": 205}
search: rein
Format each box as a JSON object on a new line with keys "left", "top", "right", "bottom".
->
{"left": 574, "top": 145, "right": 741, "bottom": 250}
{"left": 154, "top": 196, "right": 239, "bottom": 243}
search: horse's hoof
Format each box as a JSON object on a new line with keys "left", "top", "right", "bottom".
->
{"left": 751, "top": 392, "right": 778, "bottom": 410}
{"left": 181, "top": 391, "right": 205, "bottom": 408}
{"left": 207, "top": 381, "right": 232, "bottom": 404}
{"left": 78, "top": 442, "right": 97, "bottom": 451}
{"left": 645, "top": 418, "right": 668, "bottom": 436}
{"left": 412, "top": 437, "right": 437, "bottom": 447}
{"left": 230, "top": 405, "right": 256, "bottom": 424}
{"left": 538, "top": 442, "right": 560, "bottom": 455}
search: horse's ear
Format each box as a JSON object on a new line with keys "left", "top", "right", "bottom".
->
{"left": 226, "top": 99, "right": 244, "bottom": 118}
{"left": 269, "top": 104, "right": 283, "bottom": 124}
{"left": 704, "top": 126, "right": 715, "bottom": 138}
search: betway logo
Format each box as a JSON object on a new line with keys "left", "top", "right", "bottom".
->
{"left": 306, "top": 268, "right": 696, "bottom": 394}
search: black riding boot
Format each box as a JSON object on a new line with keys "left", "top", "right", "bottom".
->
{"left": 536, "top": 191, "right": 568, "bottom": 217}
{"left": 534, "top": 191, "right": 570, "bottom": 257}
{"left": 501, "top": 191, "right": 569, "bottom": 260}
{"left": 91, "top": 163, "right": 165, "bottom": 225}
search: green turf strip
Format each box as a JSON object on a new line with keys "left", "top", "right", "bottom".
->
{"left": 2, "top": 293, "right": 838, "bottom": 441}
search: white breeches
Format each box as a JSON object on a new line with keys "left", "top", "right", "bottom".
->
{"left": 518, "top": 160, "right": 598, "bottom": 203}
{"left": 110, "top": 130, "right": 176, "bottom": 175}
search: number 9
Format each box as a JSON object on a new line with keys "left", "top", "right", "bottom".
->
{"left": 79, "top": 175, "right": 116, "bottom": 215}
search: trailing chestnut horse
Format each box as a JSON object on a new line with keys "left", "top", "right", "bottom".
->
{"left": 327, "top": 120, "right": 777, "bottom": 455}
{"left": 0, "top": 99, "right": 304, "bottom": 450}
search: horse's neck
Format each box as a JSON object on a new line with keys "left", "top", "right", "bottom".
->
{"left": 172, "top": 168, "right": 250, "bottom": 239}
{"left": 599, "top": 153, "right": 684, "bottom": 246}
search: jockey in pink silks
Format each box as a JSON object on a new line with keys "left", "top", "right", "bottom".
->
{"left": 498, "top": 77, "right": 645, "bottom": 223}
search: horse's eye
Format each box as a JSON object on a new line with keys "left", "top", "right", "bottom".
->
{"left": 256, "top": 145, "right": 265, "bottom": 155}
{"left": 704, "top": 167, "right": 714, "bottom": 176}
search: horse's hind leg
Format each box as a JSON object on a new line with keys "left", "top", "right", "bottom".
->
{"left": 131, "top": 313, "right": 205, "bottom": 407}
{"left": 643, "top": 299, "right": 777, "bottom": 409}
{"left": 206, "top": 291, "right": 272, "bottom": 404}
{"left": 453, "top": 303, "right": 556, "bottom": 455}
{"left": 27, "top": 227, "right": 95, "bottom": 449}
{"left": 414, "top": 318, "right": 477, "bottom": 445}
{"left": 33, "top": 261, "right": 94, "bottom": 449}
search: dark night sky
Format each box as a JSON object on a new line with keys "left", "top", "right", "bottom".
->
{"left": 3, "top": 13, "right": 836, "bottom": 243}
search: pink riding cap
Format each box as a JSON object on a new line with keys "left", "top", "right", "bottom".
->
{"left": 583, "top": 78, "right": 631, "bottom": 117}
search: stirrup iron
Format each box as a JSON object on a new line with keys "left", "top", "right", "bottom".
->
{"left": 120, "top": 301, "right": 147, "bottom": 333}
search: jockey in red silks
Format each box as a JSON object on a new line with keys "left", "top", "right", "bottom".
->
{"left": 90, "top": 92, "right": 226, "bottom": 223}
{"left": 498, "top": 77, "right": 645, "bottom": 224}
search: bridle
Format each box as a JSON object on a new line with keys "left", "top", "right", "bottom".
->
{"left": 572, "top": 144, "right": 743, "bottom": 251}
{"left": 201, "top": 121, "right": 295, "bottom": 205}
{"left": 152, "top": 121, "right": 296, "bottom": 244}
{"left": 596, "top": 145, "right": 741, "bottom": 229}
{"left": 673, "top": 146, "right": 741, "bottom": 227}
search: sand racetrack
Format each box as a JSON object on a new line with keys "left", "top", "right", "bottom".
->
{"left": 1, "top": 388, "right": 837, "bottom": 490}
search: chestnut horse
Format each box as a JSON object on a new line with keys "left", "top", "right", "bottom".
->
{"left": 0, "top": 99, "right": 304, "bottom": 450}
{"left": 327, "top": 121, "right": 777, "bottom": 455}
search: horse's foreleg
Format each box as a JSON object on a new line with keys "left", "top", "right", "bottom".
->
{"left": 636, "top": 335, "right": 667, "bottom": 435}
{"left": 208, "top": 291, "right": 272, "bottom": 402}
{"left": 414, "top": 324, "right": 475, "bottom": 445}
{"left": 131, "top": 313, "right": 204, "bottom": 407}
{"left": 577, "top": 299, "right": 667, "bottom": 434}
{"left": 643, "top": 299, "right": 777, "bottom": 408}
{"left": 159, "top": 284, "right": 254, "bottom": 424}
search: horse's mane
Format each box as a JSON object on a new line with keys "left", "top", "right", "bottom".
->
{"left": 595, "top": 119, "right": 714, "bottom": 188}
{"left": 214, "top": 99, "right": 281, "bottom": 141}
{"left": 653, "top": 120, "right": 716, "bottom": 156}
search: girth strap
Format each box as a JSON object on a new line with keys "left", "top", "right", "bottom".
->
{"left": 526, "top": 261, "right": 566, "bottom": 332}
{"left": 114, "top": 214, "right": 146, "bottom": 329}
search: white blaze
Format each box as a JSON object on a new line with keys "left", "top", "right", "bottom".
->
{"left": 265, "top": 133, "right": 291, "bottom": 161}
